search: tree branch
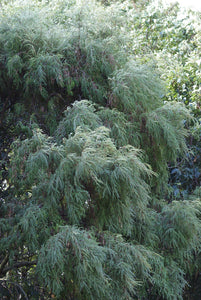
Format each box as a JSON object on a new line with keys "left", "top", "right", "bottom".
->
{"left": 0, "top": 253, "right": 9, "bottom": 275}
{"left": 1, "top": 260, "right": 37, "bottom": 276}
{"left": 0, "top": 279, "right": 29, "bottom": 300}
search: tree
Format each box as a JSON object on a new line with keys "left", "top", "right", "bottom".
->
{"left": 127, "top": 0, "right": 201, "bottom": 199}
{"left": 0, "top": 0, "right": 201, "bottom": 299}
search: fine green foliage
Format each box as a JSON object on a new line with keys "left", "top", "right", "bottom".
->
{"left": 0, "top": 0, "right": 201, "bottom": 299}
{"left": 125, "top": 0, "right": 201, "bottom": 199}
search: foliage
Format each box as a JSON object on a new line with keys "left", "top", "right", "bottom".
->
{"left": 0, "top": 0, "right": 201, "bottom": 299}
{"left": 124, "top": 0, "right": 201, "bottom": 199}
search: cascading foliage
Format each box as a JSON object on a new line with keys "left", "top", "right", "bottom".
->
{"left": 0, "top": 0, "right": 201, "bottom": 299}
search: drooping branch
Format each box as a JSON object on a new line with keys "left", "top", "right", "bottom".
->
{"left": 1, "top": 260, "right": 37, "bottom": 276}
{"left": 0, "top": 279, "right": 29, "bottom": 300}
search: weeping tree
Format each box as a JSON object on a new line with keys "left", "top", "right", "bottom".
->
{"left": 0, "top": 0, "right": 201, "bottom": 299}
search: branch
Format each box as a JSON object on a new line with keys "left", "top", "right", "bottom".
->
{"left": 1, "top": 260, "right": 37, "bottom": 276}
{"left": 0, "top": 279, "right": 29, "bottom": 300}
{"left": 0, "top": 253, "right": 9, "bottom": 275}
